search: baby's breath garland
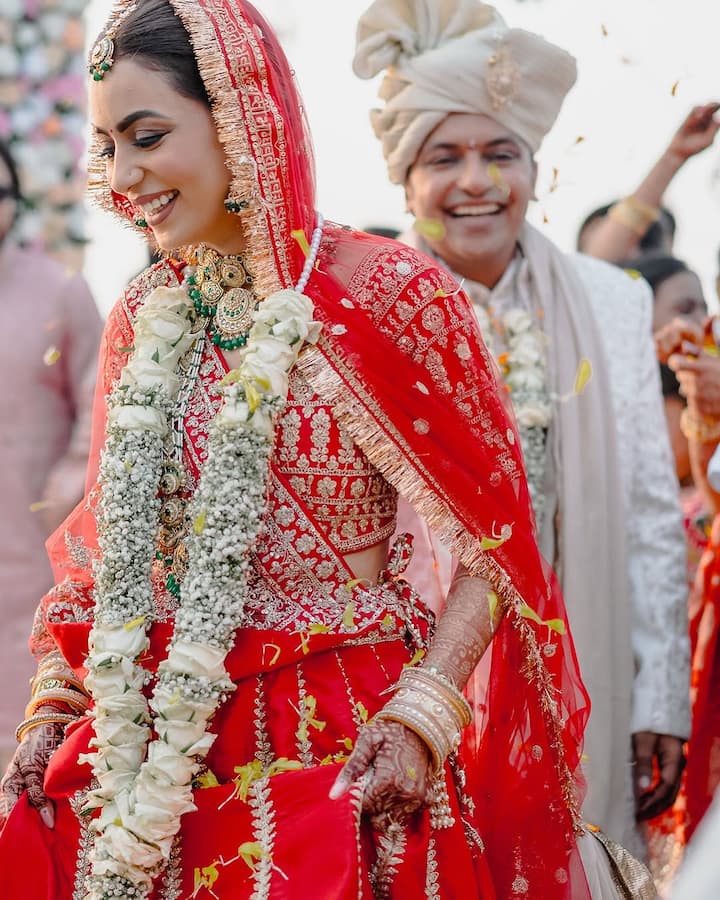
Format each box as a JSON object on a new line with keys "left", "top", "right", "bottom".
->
{"left": 81, "top": 225, "right": 323, "bottom": 898}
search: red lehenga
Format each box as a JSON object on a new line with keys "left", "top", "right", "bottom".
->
{"left": 0, "top": 2, "right": 591, "bottom": 897}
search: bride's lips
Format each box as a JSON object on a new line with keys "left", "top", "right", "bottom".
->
{"left": 134, "top": 190, "right": 179, "bottom": 227}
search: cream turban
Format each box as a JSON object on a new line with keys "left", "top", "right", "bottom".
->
{"left": 353, "top": 0, "right": 578, "bottom": 183}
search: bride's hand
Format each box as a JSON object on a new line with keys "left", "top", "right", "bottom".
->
{"left": 0, "top": 718, "right": 65, "bottom": 830}
{"left": 329, "top": 719, "right": 433, "bottom": 826}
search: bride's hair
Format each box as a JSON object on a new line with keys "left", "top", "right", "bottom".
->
{"left": 112, "top": 0, "right": 210, "bottom": 106}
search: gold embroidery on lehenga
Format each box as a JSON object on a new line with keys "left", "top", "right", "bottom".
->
{"left": 158, "top": 838, "right": 183, "bottom": 900}
{"left": 425, "top": 837, "right": 440, "bottom": 899}
{"left": 253, "top": 675, "right": 274, "bottom": 769}
{"left": 71, "top": 788, "right": 93, "bottom": 900}
{"left": 294, "top": 666, "right": 317, "bottom": 767}
{"left": 248, "top": 777, "right": 277, "bottom": 900}
{"left": 370, "top": 822, "right": 408, "bottom": 899}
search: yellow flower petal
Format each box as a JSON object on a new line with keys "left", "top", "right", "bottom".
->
{"left": 574, "top": 358, "right": 593, "bottom": 395}
{"left": 43, "top": 346, "right": 61, "bottom": 366}
{"left": 195, "top": 769, "right": 220, "bottom": 789}
{"left": 487, "top": 590, "right": 499, "bottom": 622}
{"left": 262, "top": 643, "right": 281, "bottom": 666}
{"left": 193, "top": 509, "right": 207, "bottom": 535}
{"left": 404, "top": 648, "right": 426, "bottom": 669}
{"left": 291, "top": 229, "right": 311, "bottom": 258}
{"left": 124, "top": 614, "right": 147, "bottom": 632}
{"left": 342, "top": 601, "right": 356, "bottom": 630}
{"left": 413, "top": 218, "right": 446, "bottom": 241}
{"left": 238, "top": 841, "right": 266, "bottom": 872}
{"left": 487, "top": 162, "right": 511, "bottom": 199}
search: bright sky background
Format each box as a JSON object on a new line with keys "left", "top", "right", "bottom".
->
{"left": 83, "top": 0, "right": 720, "bottom": 316}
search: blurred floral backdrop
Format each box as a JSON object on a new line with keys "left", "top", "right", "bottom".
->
{"left": 0, "top": 0, "right": 89, "bottom": 264}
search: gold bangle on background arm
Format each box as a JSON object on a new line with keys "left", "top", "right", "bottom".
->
{"left": 680, "top": 408, "right": 720, "bottom": 443}
{"left": 607, "top": 196, "right": 661, "bottom": 238}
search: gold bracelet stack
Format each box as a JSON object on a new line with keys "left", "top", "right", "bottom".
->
{"left": 680, "top": 408, "right": 720, "bottom": 443}
{"left": 375, "top": 665, "right": 472, "bottom": 772}
{"left": 16, "top": 653, "right": 91, "bottom": 742}
{"left": 607, "top": 195, "right": 660, "bottom": 237}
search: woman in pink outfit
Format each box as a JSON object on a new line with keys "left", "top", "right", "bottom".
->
{"left": 0, "top": 139, "right": 102, "bottom": 766}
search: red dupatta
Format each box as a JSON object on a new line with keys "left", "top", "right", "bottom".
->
{"left": 79, "top": 2, "right": 591, "bottom": 895}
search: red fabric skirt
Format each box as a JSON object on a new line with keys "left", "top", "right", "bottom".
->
{"left": 0, "top": 620, "right": 496, "bottom": 898}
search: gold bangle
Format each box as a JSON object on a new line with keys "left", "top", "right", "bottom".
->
{"left": 375, "top": 666, "right": 472, "bottom": 771}
{"left": 375, "top": 702, "right": 451, "bottom": 770}
{"left": 607, "top": 196, "right": 660, "bottom": 237}
{"left": 406, "top": 667, "right": 473, "bottom": 728}
{"left": 31, "top": 676, "right": 87, "bottom": 698}
{"left": 25, "top": 688, "right": 90, "bottom": 718}
{"left": 15, "top": 712, "right": 76, "bottom": 743}
{"left": 680, "top": 408, "right": 720, "bottom": 443}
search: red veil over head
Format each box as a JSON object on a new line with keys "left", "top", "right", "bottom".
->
{"left": 82, "top": 1, "right": 591, "bottom": 895}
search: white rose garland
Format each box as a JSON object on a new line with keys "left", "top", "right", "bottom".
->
{"left": 82, "top": 250, "right": 323, "bottom": 897}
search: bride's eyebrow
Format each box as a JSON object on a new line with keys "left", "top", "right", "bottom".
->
{"left": 93, "top": 110, "right": 171, "bottom": 136}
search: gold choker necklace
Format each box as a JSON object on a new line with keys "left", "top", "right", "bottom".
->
{"left": 186, "top": 247, "right": 257, "bottom": 350}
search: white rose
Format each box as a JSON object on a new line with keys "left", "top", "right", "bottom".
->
{"left": 134, "top": 307, "right": 194, "bottom": 347}
{"left": 256, "top": 289, "right": 313, "bottom": 324}
{"left": 503, "top": 308, "right": 533, "bottom": 334}
{"left": 93, "top": 742, "right": 146, "bottom": 773}
{"left": 95, "top": 692, "right": 149, "bottom": 721}
{"left": 506, "top": 369, "right": 546, "bottom": 393}
{"left": 87, "top": 669, "right": 144, "bottom": 703}
{"left": 140, "top": 286, "right": 193, "bottom": 318}
{"left": 268, "top": 316, "right": 307, "bottom": 345}
{"left": 508, "top": 335, "right": 543, "bottom": 367}
{"left": 91, "top": 718, "right": 149, "bottom": 748}
{"left": 146, "top": 740, "right": 197, "bottom": 781}
{"left": 120, "top": 358, "right": 180, "bottom": 396}
{"left": 154, "top": 717, "right": 211, "bottom": 753}
{"left": 248, "top": 405, "right": 275, "bottom": 437}
{"left": 162, "top": 640, "right": 229, "bottom": 681}
{"left": 216, "top": 396, "right": 250, "bottom": 427}
{"left": 83, "top": 776, "right": 134, "bottom": 808}
{"left": 95, "top": 824, "right": 162, "bottom": 873}
{"left": 90, "top": 623, "right": 150, "bottom": 660}
{"left": 151, "top": 688, "right": 216, "bottom": 724}
{"left": 130, "top": 337, "right": 193, "bottom": 370}
{"left": 108, "top": 404, "right": 168, "bottom": 435}
{"left": 515, "top": 405, "right": 552, "bottom": 427}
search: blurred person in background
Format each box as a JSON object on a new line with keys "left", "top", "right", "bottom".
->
{"left": 577, "top": 103, "right": 720, "bottom": 264}
{"left": 655, "top": 309, "right": 720, "bottom": 860}
{"left": 578, "top": 203, "right": 676, "bottom": 259}
{"left": 0, "top": 138, "right": 101, "bottom": 768}
{"left": 354, "top": 0, "right": 690, "bottom": 886}
{"left": 621, "top": 255, "right": 709, "bottom": 893}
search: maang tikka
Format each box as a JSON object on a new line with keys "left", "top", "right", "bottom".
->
{"left": 88, "top": 1, "right": 137, "bottom": 82}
